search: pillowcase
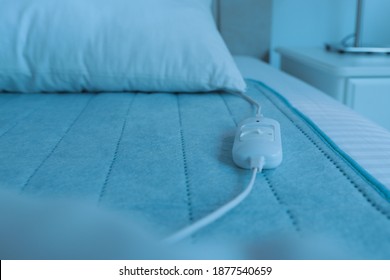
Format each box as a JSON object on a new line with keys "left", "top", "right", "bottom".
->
{"left": 0, "top": 0, "right": 246, "bottom": 93}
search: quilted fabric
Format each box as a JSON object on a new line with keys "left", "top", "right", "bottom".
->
{"left": 0, "top": 80, "right": 389, "bottom": 259}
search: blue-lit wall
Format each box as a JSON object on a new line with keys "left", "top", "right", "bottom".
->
{"left": 270, "top": 0, "right": 390, "bottom": 66}
{"left": 364, "top": 0, "right": 390, "bottom": 45}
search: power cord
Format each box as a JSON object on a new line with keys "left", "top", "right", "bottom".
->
{"left": 163, "top": 92, "right": 265, "bottom": 244}
{"left": 164, "top": 158, "right": 264, "bottom": 244}
{"left": 237, "top": 92, "right": 262, "bottom": 117}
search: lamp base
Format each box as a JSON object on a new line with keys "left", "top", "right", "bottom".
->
{"left": 325, "top": 43, "right": 390, "bottom": 54}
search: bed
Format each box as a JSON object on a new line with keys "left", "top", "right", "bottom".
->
{"left": 0, "top": 0, "right": 389, "bottom": 260}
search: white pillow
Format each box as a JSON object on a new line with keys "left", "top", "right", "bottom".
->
{"left": 0, "top": 0, "right": 246, "bottom": 93}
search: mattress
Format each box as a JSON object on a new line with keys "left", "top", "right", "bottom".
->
{"left": 0, "top": 57, "right": 389, "bottom": 260}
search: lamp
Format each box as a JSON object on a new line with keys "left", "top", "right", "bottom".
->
{"left": 326, "top": 0, "right": 390, "bottom": 54}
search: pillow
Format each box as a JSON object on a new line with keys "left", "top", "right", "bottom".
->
{"left": 0, "top": 0, "right": 246, "bottom": 93}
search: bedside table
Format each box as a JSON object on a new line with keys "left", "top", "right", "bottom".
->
{"left": 276, "top": 47, "right": 390, "bottom": 131}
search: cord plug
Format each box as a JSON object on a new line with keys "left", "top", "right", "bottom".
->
{"left": 250, "top": 156, "right": 265, "bottom": 173}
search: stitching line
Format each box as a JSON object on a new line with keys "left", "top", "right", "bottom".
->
{"left": 98, "top": 94, "right": 136, "bottom": 203}
{"left": 293, "top": 122, "right": 390, "bottom": 220}
{"left": 256, "top": 83, "right": 390, "bottom": 221}
{"left": 263, "top": 173, "right": 301, "bottom": 232}
{"left": 20, "top": 94, "right": 95, "bottom": 193}
{"left": 176, "top": 94, "right": 194, "bottom": 226}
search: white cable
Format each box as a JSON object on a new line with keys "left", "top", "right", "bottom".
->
{"left": 163, "top": 93, "right": 263, "bottom": 244}
{"left": 164, "top": 162, "right": 263, "bottom": 245}
{"left": 236, "top": 92, "right": 262, "bottom": 117}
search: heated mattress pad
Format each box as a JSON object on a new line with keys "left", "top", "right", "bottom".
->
{"left": 0, "top": 80, "right": 389, "bottom": 259}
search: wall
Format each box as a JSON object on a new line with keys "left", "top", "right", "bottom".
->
{"left": 270, "top": 0, "right": 389, "bottom": 67}
{"left": 363, "top": 0, "right": 390, "bottom": 45}
{"left": 218, "top": 0, "right": 272, "bottom": 60}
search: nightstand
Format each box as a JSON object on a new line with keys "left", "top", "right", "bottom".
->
{"left": 277, "top": 47, "right": 390, "bottom": 131}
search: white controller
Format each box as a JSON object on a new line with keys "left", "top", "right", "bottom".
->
{"left": 232, "top": 117, "right": 283, "bottom": 170}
